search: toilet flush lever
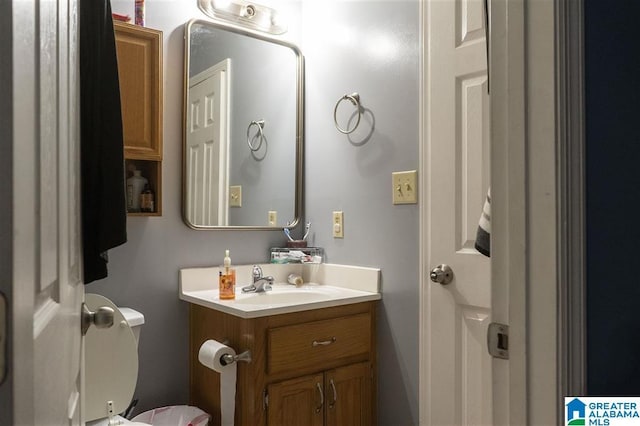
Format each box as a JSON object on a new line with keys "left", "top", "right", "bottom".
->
{"left": 81, "top": 303, "right": 115, "bottom": 336}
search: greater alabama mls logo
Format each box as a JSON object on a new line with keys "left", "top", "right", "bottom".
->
{"left": 566, "top": 398, "right": 586, "bottom": 425}
{"left": 565, "top": 397, "right": 640, "bottom": 426}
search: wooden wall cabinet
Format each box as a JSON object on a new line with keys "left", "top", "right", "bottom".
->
{"left": 189, "top": 302, "right": 377, "bottom": 426}
{"left": 114, "top": 22, "right": 163, "bottom": 216}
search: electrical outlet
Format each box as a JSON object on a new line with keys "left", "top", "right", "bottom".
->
{"left": 268, "top": 211, "right": 277, "bottom": 226}
{"left": 229, "top": 185, "right": 242, "bottom": 207}
{"left": 392, "top": 170, "right": 418, "bottom": 204}
{"left": 332, "top": 211, "right": 344, "bottom": 238}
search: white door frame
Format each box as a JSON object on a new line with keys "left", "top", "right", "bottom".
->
{"left": 420, "top": 0, "right": 575, "bottom": 424}
{"left": 555, "top": 0, "right": 587, "bottom": 405}
{"left": 486, "top": 0, "right": 528, "bottom": 422}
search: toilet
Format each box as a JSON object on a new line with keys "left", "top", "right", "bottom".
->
{"left": 84, "top": 294, "right": 209, "bottom": 426}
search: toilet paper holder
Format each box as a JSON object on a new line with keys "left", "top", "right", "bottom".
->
{"left": 220, "top": 349, "right": 252, "bottom": 366}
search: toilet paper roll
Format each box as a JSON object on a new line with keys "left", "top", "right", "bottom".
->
{"left": 198, "top": 340, "right": 237, "bottom": 426}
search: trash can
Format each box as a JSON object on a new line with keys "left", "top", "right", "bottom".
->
{"left": 131, "top": 405, "right": 210, "bottom": 426}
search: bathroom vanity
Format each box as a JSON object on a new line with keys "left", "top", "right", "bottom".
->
{"left": 180, "top": 264, "right": 380, "bottom": 426}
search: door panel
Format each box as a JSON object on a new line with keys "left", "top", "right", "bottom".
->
{"left": 12, "top": 0, "right": 83, "bottom": 424}
{"left": 423, "top": 0, "right": 491, "bottom": 423}
{"left": 325, "top": 362, "right": 371, "bottom": 426}
{"left": 186, "top": 60, "right": 230, "bottom": 226}
{"left": 267, "top": 373, "right": 324, "bottom": 426}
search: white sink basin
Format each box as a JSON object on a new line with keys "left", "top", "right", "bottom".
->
{"left": 233, "top": 288, "right": 331, "bottom": 305}
{"left": 179, "top": 264, "right": 381, "bottom": 318}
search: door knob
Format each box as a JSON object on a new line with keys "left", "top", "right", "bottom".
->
{"left": 430, "top": 264, "right": 453, "bottom": 285}
{"left": 81, "top": 303, "right": 115, "bottom": 336}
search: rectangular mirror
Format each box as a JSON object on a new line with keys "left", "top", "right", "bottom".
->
{"left": 183, "top": 19, "right": 303, "bottom": 229}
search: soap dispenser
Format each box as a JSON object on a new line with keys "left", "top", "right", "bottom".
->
{"left": 219, "top": 250, "right": 236, "bottom": 300}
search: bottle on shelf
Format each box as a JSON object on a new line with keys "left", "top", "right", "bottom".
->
{"left": 126, "top": 170, "right": 147, "bottom": 212}
{"left": 140, "top": 184, "right": 155, "bottom": 213}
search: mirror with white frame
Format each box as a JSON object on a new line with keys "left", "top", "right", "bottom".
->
{"left": 183, "top": 19, "right": 303, "bottom": 229}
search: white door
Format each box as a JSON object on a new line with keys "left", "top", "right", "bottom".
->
{"left": 10, "top": 0, "right": 84, "bottom": 424}
{"left": 420, "top": 0, "right": 492, "bottom": 424}
{"left": 186, "top": 60, "right": 230, "bottom": 226}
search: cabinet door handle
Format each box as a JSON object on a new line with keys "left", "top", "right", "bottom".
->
{"left": 315, "top": 382, "right": 324, "bottom": 413}
{"left": 329, "top": 379, "right": 337, "bottom": 409}
{"left": 312, "top": 337, "right": 336, "bottom": 347}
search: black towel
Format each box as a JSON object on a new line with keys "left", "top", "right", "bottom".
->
{"left": 475, "top": 188, "right": 491, "bottom": 257}
{"left": 80, "top": 0, "right": 127, "bottom": 284}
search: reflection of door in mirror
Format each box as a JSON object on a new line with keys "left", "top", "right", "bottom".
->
{"left": 186, "top": 59, "right": 230, "bottom": 226}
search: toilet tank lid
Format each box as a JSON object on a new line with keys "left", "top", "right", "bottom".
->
{"left": 118, "top": 307, "right": 145, "bottom": 327}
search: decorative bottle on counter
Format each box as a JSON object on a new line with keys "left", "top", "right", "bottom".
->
{"left": 219, "top": 250, "right": 236, "bottom": 300}
{"left": 140, "top": 184, "right": 155, "bottom": 213}
{"left": 126, "top": 170, "right": 147, "bottom": 212}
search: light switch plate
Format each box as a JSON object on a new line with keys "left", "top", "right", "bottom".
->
{"left": 268, "top": 211, "right": 277, "bottom": 226}
{"left": 229, "top": 185, "right": 242, "bottom": 207}
{"left": 392, "top": 170, "right": 418, "bottom": 204}
{"left": 333, "top": 211, "right": 344, "bottom": 238}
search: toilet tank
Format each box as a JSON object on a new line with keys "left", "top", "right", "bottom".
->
{"left": 118, "top": 307, "right": 145, "bottom": 345}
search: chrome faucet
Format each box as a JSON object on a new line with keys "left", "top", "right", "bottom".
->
{"left": 241, "top": 265, "right": 274, "bottom": 293}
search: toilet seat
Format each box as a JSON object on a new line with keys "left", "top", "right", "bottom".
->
{"left": 85, "top": 294, "right": 145, "bottom": 425}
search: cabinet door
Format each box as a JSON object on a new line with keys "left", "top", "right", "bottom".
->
{"left": 267, "top": 373, "right": 324, "bottom": 426}
{"left": 325, "top": 362, "right": 372, "bottom": 426}
{"left": 114, "top": 22, "right": 163, "bottom": 160}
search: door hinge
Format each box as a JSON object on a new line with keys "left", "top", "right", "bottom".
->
{"left": 487, "top": 322, "right": 509, "bottom": 359}
{"left": 263, "top": 389, "right": 268, "bottom": 411}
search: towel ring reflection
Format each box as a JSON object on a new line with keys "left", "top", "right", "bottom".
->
{"left": 247, "top": 120, "right": 265, "bottom": 151}
{"left": 333, "top": 93, "right": 361, "bottom": 134}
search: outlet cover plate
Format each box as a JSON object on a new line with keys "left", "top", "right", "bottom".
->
{"left": 268, "top": 211, "right": 277, "bottom": 226}
{"left": 229, "top": 185, "right": 242, "bottom": 207}
{"left": 333, "top": 211, "right": 344, "bottom": 238}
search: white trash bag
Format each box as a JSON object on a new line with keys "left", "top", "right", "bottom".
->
{"left": 131, "top": 405, "right": 210, "bottom": 426}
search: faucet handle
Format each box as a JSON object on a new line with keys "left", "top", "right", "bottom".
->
{"left": 252, "top": 265, "right": 263, "bottom": 280}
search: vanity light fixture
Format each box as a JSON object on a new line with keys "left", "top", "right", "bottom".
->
{"left": 197, "top": 0, "right": 287, "bottom": 34}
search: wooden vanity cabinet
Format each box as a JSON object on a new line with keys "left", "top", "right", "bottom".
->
{"left": 189, "top": 301, "right": 377, "bottom": 426}
{"left": 113, "top": 22, "right": 163, "bottom": 216}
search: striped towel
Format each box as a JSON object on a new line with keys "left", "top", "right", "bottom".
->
{"left": 475, "top": 188, "right": 491, "bottom": 257}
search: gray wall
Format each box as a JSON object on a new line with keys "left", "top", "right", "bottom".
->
{"left": 101, "top": 1, "right": 420, "bottom": 424}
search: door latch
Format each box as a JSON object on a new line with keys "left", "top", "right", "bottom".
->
{"left": 487, "top": 322, "right": 509, "bottom": 359}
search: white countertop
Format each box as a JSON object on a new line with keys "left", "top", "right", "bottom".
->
{"left": 179, "top": 263, "right": 381, "bottom": 318}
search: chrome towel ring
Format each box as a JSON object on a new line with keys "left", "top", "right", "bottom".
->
{"left": 333, "top": 92, "right": 362, "bottom": 134}
{"left": 247, "top": 119, "right": 265, "bottom": 151}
